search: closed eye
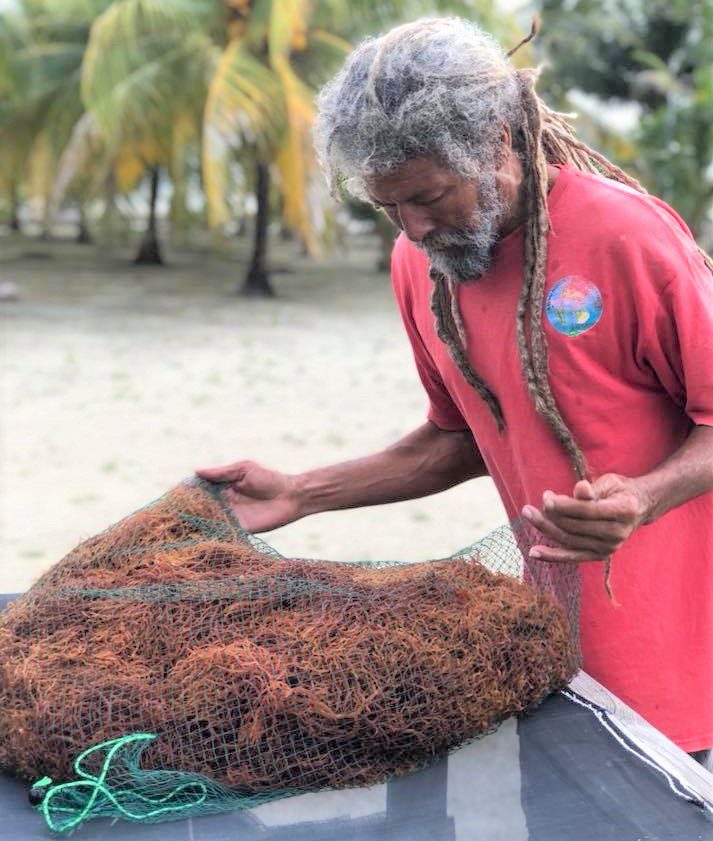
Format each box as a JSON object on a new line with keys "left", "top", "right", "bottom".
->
{"left": 373, "top": 192, "right": 445, "bottom": 210}
{"left": 418, "top": 193, "right": 446, "bottom": 206}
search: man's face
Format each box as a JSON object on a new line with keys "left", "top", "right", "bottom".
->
{"left": 365, "top": 156, "right": 508, "bottom": 282}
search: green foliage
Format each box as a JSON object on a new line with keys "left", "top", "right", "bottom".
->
{"left": 540, "top": 0, "right": 713, "bottom": 238}
{"left": 0, "top": 1, "right": 112, "bottom": 225}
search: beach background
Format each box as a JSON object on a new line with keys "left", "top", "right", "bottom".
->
{"left": 0, "top": 232, "right": 506, "bottom": 593}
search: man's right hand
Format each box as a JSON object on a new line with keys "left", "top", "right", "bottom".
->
{"left": 196, "top": 461, "right": 303, "bottom": 533}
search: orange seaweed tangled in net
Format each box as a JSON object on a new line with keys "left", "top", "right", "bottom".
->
{"left": 0, "top": 480, "right": 579, "bottom": 798}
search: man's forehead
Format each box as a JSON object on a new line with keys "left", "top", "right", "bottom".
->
{"left": 365, "top": 157, "right": 461, "bottom": 201}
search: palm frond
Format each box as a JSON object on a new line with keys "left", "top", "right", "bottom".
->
{"left": 309, "top": 28, "right": 352, "bottom": 55}
{"left": 267, "top": 0, "right": 311, "bottom": 57}
{"left": 271, "top": 61, "right": 318, "bottom": 250}
{"left": 81, "top": 0, "right": 215, "bottom": 130}
{"left": 50, "top": 111, "right": 98, "bottom": 216}
{"left": 202, "top": 37, "right": 285, "bottom": 228}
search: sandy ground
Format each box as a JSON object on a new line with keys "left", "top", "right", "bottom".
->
{"left": 0, "top": 232, "right": 505, "bottom": 593}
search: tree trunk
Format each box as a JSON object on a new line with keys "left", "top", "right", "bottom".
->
{"left": 76, "top": 202, "right": 92, "bottom": 244}
{"left": 169, "top": 172, "right": 188, "bottom": 248}
{"left": 99, "top": 173, "right": 117, "bottom": 246}
{"left": 134, "top": 167, "right": 164, "bottom": 265}
{"left": 240, "top": 162, "right": 273, "bottom": 297}
{"left": 9, "top": 180, "right": 21, "bottom": 233}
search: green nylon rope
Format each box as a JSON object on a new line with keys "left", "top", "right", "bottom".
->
{"left": 31, "top": 733, "right": 208, "bottom": 833}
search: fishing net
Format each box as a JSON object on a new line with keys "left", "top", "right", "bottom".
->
{"left": 0, "top": 479, "right": 580, "bottom": 833}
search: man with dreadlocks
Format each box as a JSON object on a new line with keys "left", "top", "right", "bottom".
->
{"left": 199, "top": 18, "right": 713, "bottom": 763}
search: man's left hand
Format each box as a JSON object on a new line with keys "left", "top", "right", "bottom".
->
{"left": 521, "top": 474, "right": 653, "bottom": 563}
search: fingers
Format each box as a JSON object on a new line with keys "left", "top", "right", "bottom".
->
{"left": 541, "top": 490, "right": 626, "bottom": 522}
{"left": 195, "top": 461, "right": 252, "bottom": 484}
{"left": 522, "top": 504, "right": 616, "bottom": 555}
{"left": 529, "top": 544, "right": 609, "bottom": 564}
{"left": 573, "top": 479, "right": 596, "bottom": 501}
{"left": 524, "top": 504, "right": 628, "bottom": 541}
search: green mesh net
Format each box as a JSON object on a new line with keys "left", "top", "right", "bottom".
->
{"left": 0, "top": 479, "right": 580, "bottom": 833}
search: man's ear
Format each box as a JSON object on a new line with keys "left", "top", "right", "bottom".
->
{"left": 494, "top": 123, "right": 512, "bottom": 168}
{"left": 501, "top": 122, "right": 512, "bottom": 150}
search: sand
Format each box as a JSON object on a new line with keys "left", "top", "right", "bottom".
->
{"left": 0, "top": 231, "right": 505, "bottom": 593}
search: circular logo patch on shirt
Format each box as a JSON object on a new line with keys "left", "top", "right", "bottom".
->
{"left": 546, "top": 276, "right": 603, "bottom": 337}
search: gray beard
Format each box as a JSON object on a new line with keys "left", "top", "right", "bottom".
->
{"left": 418, "top": 173, "right": 507, "bottom": 283}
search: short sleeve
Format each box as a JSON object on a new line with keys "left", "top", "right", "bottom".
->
{"left": 637, "top": 240, "right": 713, "bottom": 427}
{"left": 390, "top": 235, "right": 469, "bottom": 431}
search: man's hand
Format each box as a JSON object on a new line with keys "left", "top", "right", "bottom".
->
{"left": 196, "top": 461, "right": 303, "bottom": 533}
{"left": 521, "top": 474, "right": 654, "bottom": 563}
{"left": 196, "top": 423, "right": 487, "bottom": 535}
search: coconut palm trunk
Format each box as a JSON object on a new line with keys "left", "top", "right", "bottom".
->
{"left": 9, "top": 180, "right": 21, "bottom": 233}
{"left": 134, "top": 167, "right": 164, "bottom": 265}
{"left": 76, "top": 202, "right": 92, "bottom": 244}
{"left": 240, "top": 162, "right": 274, "bottom": 297}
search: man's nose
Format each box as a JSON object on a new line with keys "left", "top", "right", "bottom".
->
{"left": 397, "top": 206, "right": 435, "bottom": 243}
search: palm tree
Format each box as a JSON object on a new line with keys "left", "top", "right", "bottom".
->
{"left": 203, "top": 0, "right": 528, "bottom": 293}
{"left": 77, "top": 0, "right": 217, "bottom": 263}
{"left": 0, "top": 12, "right": 32, "bottom": 232}
{"left": 0, "top": 1, "right": 114, "bottom": 237}
{"left": 240, "top": 160, "right": 271, "bottom": 294}
{"left": 134, "top": 165, "right": 163, "bottom": 263}
{"left": 201, "top": 0, "right": 326, "bottom": 295}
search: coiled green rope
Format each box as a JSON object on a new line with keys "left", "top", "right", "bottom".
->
{"left": 29, "top": 731, "right": 294, "bottom": 832}
{"left": 30, "top": 733, "right": 209, "bottom": 833}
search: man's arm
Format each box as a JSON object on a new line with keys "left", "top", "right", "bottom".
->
{"left": 197, "top": 421, "right": 487, "bottom": 533}
{"left": 522, "top": 424, "right": 713, "bottom": 562}
{"left": 297, "top": 421, "right": 486, "bottom": 516}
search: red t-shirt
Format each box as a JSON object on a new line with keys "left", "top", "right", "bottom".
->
{"left": 391, "top": 164, "right": 713, "bottom": 752}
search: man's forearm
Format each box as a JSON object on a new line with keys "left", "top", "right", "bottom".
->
{"left": 638, "top": 424, "right": 713, "bottom": 523}
{"left": 295, "top": 421, "right": 487, "bottom": 517}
